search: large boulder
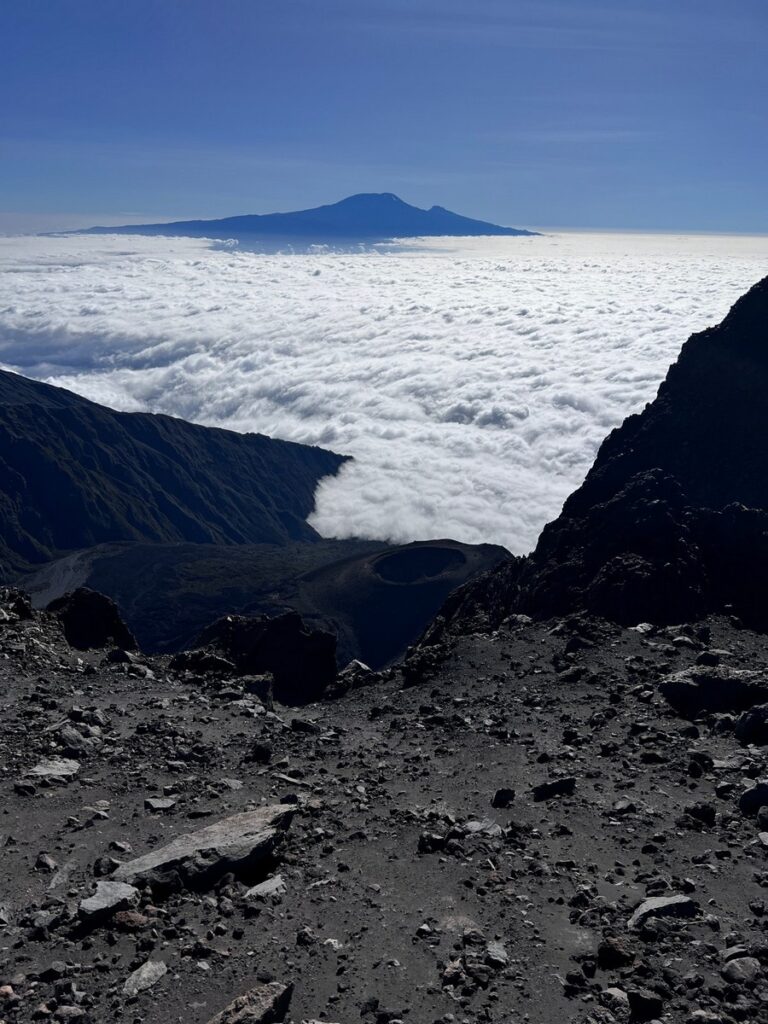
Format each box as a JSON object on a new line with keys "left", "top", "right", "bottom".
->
{"left": 112, "top": 806, "right": 293, "bottom": 894}
{"left": 660, "top": 667, "right": 768, "bottom": 718}
{"left": 193, "top": 611, "right": 337, "bottom": 705}
{"left": 47, "top": 587, "right": 137, "bottom": 650}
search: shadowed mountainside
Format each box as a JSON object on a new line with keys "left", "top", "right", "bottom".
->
{"left": 428, "top": 275, "right": 768, "bottom": 636}
{"left": 78, "top": 192, "right": 537, "bottom": 240}
{"left": 0, "top": 370, "right": 347, "bottom": 578}
{"left": 23, "top": 537, "right": 508, "bottom": 667}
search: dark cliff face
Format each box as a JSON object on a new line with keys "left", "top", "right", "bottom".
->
{"left": 429, "top": 276, "right": 768, "bottom": 637}
{"left": 561, "top": 275, "right": 768, "bottom": 515}
{"left": 0, "top": 371, "right": 347, "bottom": 578}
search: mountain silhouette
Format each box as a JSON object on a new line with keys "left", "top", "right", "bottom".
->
{"left": 78, "top": 193, "right": 537, "bottom": 240}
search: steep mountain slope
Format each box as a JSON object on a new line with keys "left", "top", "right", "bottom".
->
{"left": 0, "top": 370, "right": 347, "bottom": 577}
{"left": 79, "top": 192, "right": 537, "bottom": 240}
{"left": 430, "top": 275, "right": 768, "bottom": 635}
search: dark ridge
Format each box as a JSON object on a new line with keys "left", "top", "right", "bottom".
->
{"left": 76, "top": 192, "right": 537, "bottom": 240}
{"left": 426, "top": 276, "right": 768, "bottom": 638}
{"left": 0, "top": 370, "right": 347, "bottom": 578}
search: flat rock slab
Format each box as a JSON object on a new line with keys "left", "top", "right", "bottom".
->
{"left": 113, "top": 806, "right": 293, "bottom": 891}
{"left": 25, "top": 757, "right": 80, "bottom": 782}
{"left": 123, "top": 959, "right": 168, "bottom": 997}
{"left": 628, "top": 894, "right": 699, "bottom": 930}
{"left": 79, "top": 880, "right": 138, "bottom": 924}
{"left": 206, "top": 981, "right": 293, "bottom": 1023}
{"left": 144, "top": 797, "right": 177, "bottom": 812}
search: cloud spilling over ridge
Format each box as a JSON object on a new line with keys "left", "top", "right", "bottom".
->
{"left": 1, "top": 231, "right": 766, "bottom": 553}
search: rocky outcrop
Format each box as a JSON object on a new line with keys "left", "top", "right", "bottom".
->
{"left": 429, "top": 276, "right": 768, "bottom": 636}
{"left": 47, "top": 587, "right": 137, "bottom": 650}
{"left": 193, "top": 612, "right": 338, "bottom": 705}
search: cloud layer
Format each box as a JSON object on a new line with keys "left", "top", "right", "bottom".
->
{"left": 1, "top": 231, "right": 766, "bottom": 553}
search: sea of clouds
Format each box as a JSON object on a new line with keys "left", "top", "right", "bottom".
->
{"left": 1, "top": 230, "right": 766, "bottom": 553}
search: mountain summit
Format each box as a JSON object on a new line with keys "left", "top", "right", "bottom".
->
{"left": 79, "top": 193, "right": 537, "bottom": 240}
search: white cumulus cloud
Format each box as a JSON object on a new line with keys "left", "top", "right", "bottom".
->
{"left": 0, "top": 230, "right": 766, "bottom": 553}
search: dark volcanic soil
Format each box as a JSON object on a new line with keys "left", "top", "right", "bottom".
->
{"left": 3, "top": 591, "right": 768, "bottom": 1023}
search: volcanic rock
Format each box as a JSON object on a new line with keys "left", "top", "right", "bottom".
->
{"left": 597, "top": 936, "right": 636, "bottom": 969}
{"left": 47, "top": 587, "right": 137, "bottom": 651}
{"left": 123, "top": 959, "right": 168, "bottom": 997}
{"left": 627, "top": 894, "right": 699, "bottom": 930}
{"left": 735, "top": 704, "right": 768, "bottom": 745}
{"left": 721, "top": 956, "right": 762, "bottom": 984}
{"left": 194, "top": 612, "right": 337, "bottom": 704}
{"left": 627, "top": 988, "right": 664, "bottom": 1020}
{"left": 738, "top": 781, "right": 768, "bottom": 816}
{"left": 491, "top": 787, "right": 516, "bottom": 808}
{"left": 244, "top": 875, "right": 287, "bottom": 902}
{"left": 25, "top": 756, "right": 80, "bottom": 782}
{"left": 112, "top": 806, "right": 293, "bottom": 891}
{"left": 660, "top": 666, "right": 768, "bottom": 717}
{"left": 532, "top": 776, "right": 576, "bottom": 802}
{"left": 205, "top": 981, "right": 293, "bottom": 1023}
{"left": 78, "top": 880, "right": 139, "bottom": 924}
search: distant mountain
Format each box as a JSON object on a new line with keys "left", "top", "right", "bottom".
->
{"left": 0, "top": 370, "right": 346, "bottom": 578}
{"left": 78, "top": 193, "right": 538, "bottom": 240}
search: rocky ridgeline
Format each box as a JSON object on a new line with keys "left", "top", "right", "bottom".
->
{"left": 429, "top": 277, "right": 768, "bottom": 638}
{"left": 3, "top": 582, "right": 768, "bottom": 1023}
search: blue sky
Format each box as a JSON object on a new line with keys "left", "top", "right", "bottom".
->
{"left": 1, "top": 0, "right": 766, "bottom": 233}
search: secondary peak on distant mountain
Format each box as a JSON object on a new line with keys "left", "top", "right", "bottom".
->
{"left": 77, "top": 193, "right": 538, "bottom": 241}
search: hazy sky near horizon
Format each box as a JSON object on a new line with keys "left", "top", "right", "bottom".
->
{"left": 1, "top": 0, "right": 766, "bottom": 234}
